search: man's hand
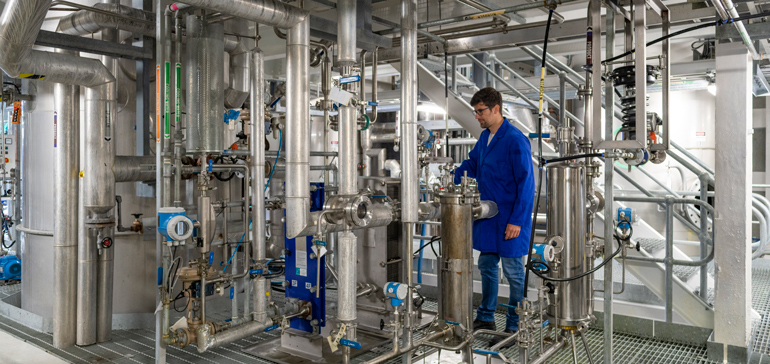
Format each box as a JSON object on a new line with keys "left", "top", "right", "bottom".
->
{"left": 505, "top": 224, "right": 521, "bottom": 240}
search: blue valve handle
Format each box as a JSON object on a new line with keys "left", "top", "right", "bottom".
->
{"left": 528, "top": 133, "right": 551, "bottom": 138}
{"left": 208, "top": 252, "right": 214, "bottom": 265}
{"left": 498, "top": 303, "right": 516, "bottom": 309}
{"left": 249, "top": 269, "right": 263, "bottom": 275}
{"left": 157, "top": 267, "right": 163, "bottom": 286}
{"left": 230, "top": 286, "right": 234, "bottom": 299}
{"left": 475, "top": 349, "right": 499, "bottom": 355}
{"left": 445, "top": 320, "right": 460, "bottom": 326}
{"left": 542, "top": 320, "right": 550, "bottom": 327}
{"left": 207, "top": 159, "right": 213, "bottom": 172}
{"left": 264, "top": 324, "right": 280, "bottom": 332}
{"left": 340, "top": 339, "right": 362, "bottom": 350}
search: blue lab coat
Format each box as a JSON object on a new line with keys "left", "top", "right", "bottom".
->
{"left": 454, "top": 118, "right": 535, "bottom": 257}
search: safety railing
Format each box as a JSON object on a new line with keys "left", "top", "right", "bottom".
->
{"left": 614, "top": 195, "right": 714, "bottom": 322}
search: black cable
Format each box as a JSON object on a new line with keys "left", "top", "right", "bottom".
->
{"left": 545, "top": 153, "right": 604, "bottom": 164}
{"left": 413, "top": 237, "right": 441, "bottom": 257}
{"left": 213, "top": 155, "right": 237, "bottom": 181}
{"left": 531, "top": 235, "right": 624, "bottom": 282}
{"left": 602, "top": 12, "right": 770, "bottom": 65}
{"left": 3, "top": 82, "right": 20, "bottom": 94}
{"left": 524, "top": 8, "right": 555, "bottom": 292}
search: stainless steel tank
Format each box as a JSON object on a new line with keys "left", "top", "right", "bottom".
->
{"left": 544, "top": 162, "right": 593, "bottom": 329}
{"left": 186, "top": 14, "right": 224, "bottom": 154}
{"left": 437, "top": 188, "right": 475, "bottom": 346}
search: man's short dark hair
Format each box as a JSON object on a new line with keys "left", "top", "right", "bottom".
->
{"left": 471, "top": 87, "right": 502, "bottom": 110}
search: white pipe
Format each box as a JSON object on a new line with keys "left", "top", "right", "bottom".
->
{"left": 383, "top": 159, "right": 401, "bottom": 178}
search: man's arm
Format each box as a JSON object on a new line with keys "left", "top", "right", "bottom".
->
{"left": 453, "top": 140, "right": 481, "bottom": 185}
{"left": 505, "top": 136, "right": 535, "bottom": 238}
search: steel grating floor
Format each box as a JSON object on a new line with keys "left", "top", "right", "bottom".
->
{"left": 3, "top": 260, "right": 770, "bottom": 364}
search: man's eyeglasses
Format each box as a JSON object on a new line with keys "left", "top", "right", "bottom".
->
{"left": 473, "top": 107, "right": 489, "bottom": 116}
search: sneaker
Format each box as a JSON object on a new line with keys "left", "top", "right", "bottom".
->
{"left": 489, "top": 329, "right": 517, "bottom": 349}
{"left": 472, "top": 319, "right": 496, "bottom": 331}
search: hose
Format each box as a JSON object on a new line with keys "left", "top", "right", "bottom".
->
{"left": 602, "top": 12, "right": 770, "bottom": 65}
{"left": 544, "top": 153, "right": 604, "bottom": 164}
{"left": 523, "top": 8, "right": 555, "bottom": 292}
{"left": 532, "top": 236, "right": 624, "bottom": 282}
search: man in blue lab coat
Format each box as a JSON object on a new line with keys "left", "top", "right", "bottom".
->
{"left": 454, "top": 87, "right": 535, "bottom": 339}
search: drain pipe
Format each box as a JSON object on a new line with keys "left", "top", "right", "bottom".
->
{"left": 400, "top": 0, "right": 419, "bottom": 360}
{"left": 52, "top": 51, "right": 80, "bottom": 349}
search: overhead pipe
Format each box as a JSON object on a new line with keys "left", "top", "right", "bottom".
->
{"left": 0, "top": 0, "right": 115, "bottom": 88}
{"left": 716, "top": 0, "right": 761, "bottom": 60}
{"left": 113, "top": 156, "right": 156, "bottom": 182}
{"left": 52, "top": 51, "right": 80, "bottom": 349}
{"left": 56, "top": 3, "right": 155, "bottom": 38}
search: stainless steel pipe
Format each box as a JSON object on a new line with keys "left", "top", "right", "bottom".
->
{"left": 338, "top": 106, "right": 358, "bottom": 195}
{"left": 224, "top": 18, "right": 252, "bottom": 109}
{"left": 56, "top": 3, "right": 156, "bottom": 37}
{"left": 250, "top": 47, "right": 269, "bottom": 322}
{"left": 336, "top": 0, "right": 357, "bottom": 67}
{"left": 400, "top": 0, "right": 418, "bottom": 224}
{"left": 52, "top": 63, "right": 79, "bottom": 349}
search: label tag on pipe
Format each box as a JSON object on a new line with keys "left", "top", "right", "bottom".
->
{"left": 339, "top": 75, "right": 361, "bottom": 84}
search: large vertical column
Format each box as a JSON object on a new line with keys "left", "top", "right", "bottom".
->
{"left": 602, "top": 6, "right": 614, "bottom": 364}
{"left": 155, "top": 1, "right": 168, "bottom": 362}
{"left": 53, "top": 53, "right": 80, "bottom": 348}
{"left": 400, "top": 0, "right": 418, "bottom": 361}
{"left": 713, "top": 42, "right": 753, "bottom": 351}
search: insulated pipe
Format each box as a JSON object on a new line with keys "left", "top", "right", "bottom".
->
{"left": 339, "top": 106, "right": 358, "bottom": 195}
{"left": 250, "top": 48, "right": 269, "bottom": 322}
{"left": 52, "top": 57, "right": 79, "bottom": 349}
{"left": 56, "top": 3, "right": 155, "bottom": 38}
{"left": 285, "top": 19, "right": 312, "bottom": 238}
{"left": 197, "top": 317, "right": 274, "bottom": 353}
{"left": 717, "top": 0, "right": 761, "bottom": 60}
{"left": 336, "top": 0, "right": 357, "bottom": 67}
{"left": 95, "top": 14, "right": 119, "bottom": 343}
{"left": 0, "top": 0, "right": 115, "bottom": 88}
{"left": 114, "top": 156, "right": 156, "bottom": 182}
{"left": 175, "top": 0, "right": 310, "bottom": 29}
{"left": 337, "top": 231, "right": 358, "bottom": 363}
{"left": 224, "top": 19, "right": 251, "bottom": 109}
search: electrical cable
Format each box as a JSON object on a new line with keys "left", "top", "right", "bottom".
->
{"left": 213, "top": 155, "right": 236, "bottom": 181}
{"left": 523, "top": 7, "right": 555, "bottom": 292}
{"left": 265, "top": 129, "right": 282, "bottom": 193}
{"left": 602, "top": 12, "right": 770, "bottom": 65}
{"left": 531, "top": 235, "right": 625, "bottom": 282}
{"left": 413, "top": 236, "right": 441, "bottom": 257}
{"left": 223, "top": 220, "right": 251, "bottom": 273}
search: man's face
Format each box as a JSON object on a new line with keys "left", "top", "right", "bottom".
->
{"left": 474, "top": 102, "right": 498, "bottom": 129}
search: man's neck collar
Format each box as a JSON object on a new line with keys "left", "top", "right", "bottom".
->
{"left": 487, "top": 116, "right": 505, "bottom": 134}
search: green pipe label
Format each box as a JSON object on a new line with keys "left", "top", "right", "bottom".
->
{"left": 164, "top": 62, "right": 171, "bottom": 140}
{"left": 175, "top": 63, "right": 181, "bottom": 124}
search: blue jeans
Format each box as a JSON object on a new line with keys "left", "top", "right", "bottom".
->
{"left": 476, "top": 253, "right": 525, "bottom": 331}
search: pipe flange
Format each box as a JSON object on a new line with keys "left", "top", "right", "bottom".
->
{"left": 346, "top": 195, "right": 372, "bottom": 227}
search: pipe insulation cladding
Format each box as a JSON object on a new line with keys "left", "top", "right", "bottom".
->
{"left": 186, "top": 15, "right": 225, "bottom": 154}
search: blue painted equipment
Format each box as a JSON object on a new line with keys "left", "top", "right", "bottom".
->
{"left": 284, "top": 183, "right": 326, "bottom": 333}
{"left": 0, "top": 255, "right": 20, "bottom": 280}
{"left": 224, "top": 109, "right": 240, "bottom": 124}
{"left": 617, "top": 207, "right": 633, "bottom": 230}
{"left": 531, "top": 244, "right": 555, "bottom": 270}
{"left": 158, "top": 207, "right": 194, "bottom": 242}
{"left": 384, "top": 282, "right": 408, "bottom": 307}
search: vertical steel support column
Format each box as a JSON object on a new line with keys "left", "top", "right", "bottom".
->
{"left": 251, "top": 48, "right": 268, "bottom": 323}
{"left": 713, "top": 41, "right": 753, "bottom": 349}
{"left": 53, "top": 61, "right": 79, "bottom": 349}
{"left": 699, "top": 174, "right": 709, "bottom": 302}
{"left": 401, "top": 0, "right": 418, "bottom": 360}
{"left": 603, "top": 8, "right": 615, "bottom": 364}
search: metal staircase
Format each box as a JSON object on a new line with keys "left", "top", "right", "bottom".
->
{"left": 415, "top": 51, "right": 733, "bottom": 329}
